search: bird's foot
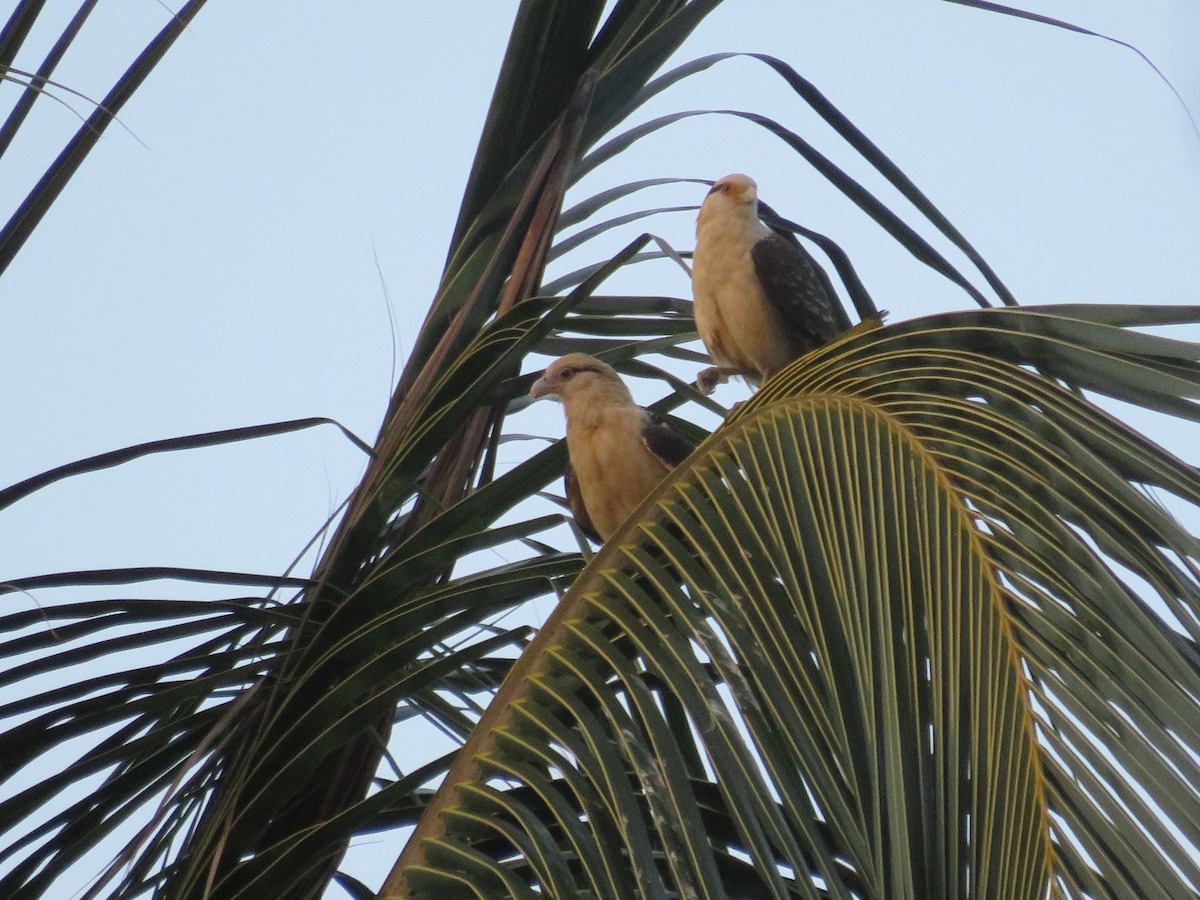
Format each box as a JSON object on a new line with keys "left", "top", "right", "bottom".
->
{"left": 695, "top": 366, "right": 731, "bottom": 395}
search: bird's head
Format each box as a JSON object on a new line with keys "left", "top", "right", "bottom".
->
{"left": 705, "top": 173, "right": 758, "bottom": 207}
{"left": 529, "top": 353, "right": 633, "bottom": 407}
{"left": 697, "top": 174, "right": 762, "bottom": 235}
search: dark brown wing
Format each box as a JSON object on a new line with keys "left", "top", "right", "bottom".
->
{"left": 564, "top": 463, "right": 601, "bottom": 544}
{"left": 751, "top": 230, "right": 841, "bottom": 352}
{"left": 640, "top": 411, "right": 694, "bottom": 470}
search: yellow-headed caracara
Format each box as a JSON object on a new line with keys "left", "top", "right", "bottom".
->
{"left": 529, "top": 353, "right": 694, "bottom": 543}
{"left": 692, "top": 173, "right": 842, "bottom": 389}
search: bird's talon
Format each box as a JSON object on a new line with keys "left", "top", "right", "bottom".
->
{"left": 695, "top": 367, "right": 729, "bottom": 395}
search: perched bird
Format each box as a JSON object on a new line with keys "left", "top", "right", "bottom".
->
{"left": 692, "top": 173, "right": 843, "bottom": 390}
{"left": 529, "top": 353, "right": 693, "bottom": 543}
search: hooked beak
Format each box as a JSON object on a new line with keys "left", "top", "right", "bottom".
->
{"left": 529, "top": 375, "right": 554, "bottom": 400}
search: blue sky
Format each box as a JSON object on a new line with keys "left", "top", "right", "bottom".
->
{"left": 2, "top": 1, "right": 1199, "bottom": 895}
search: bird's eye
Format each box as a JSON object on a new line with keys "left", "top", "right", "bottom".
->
{"left": 560, "top": 367, "right": 575, "bottom": 380}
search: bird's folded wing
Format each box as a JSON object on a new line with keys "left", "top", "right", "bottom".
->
{"left": 564, "top": 463, "right": 601, "bottom": 544}
{"left": 751, "top": 230, "right": 841, "bottom": 348}
{"left": 641, "top": 412, "right": 695, "bottom": 471}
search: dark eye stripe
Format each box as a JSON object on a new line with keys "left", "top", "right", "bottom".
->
{"left": 559, "top": 363, "right": 602, "bottom": 377}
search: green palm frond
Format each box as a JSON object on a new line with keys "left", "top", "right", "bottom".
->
{"left": 1, "top": 3, "right": 736, "bottom": 895}
{"left": 4, "top": 2, "right": 1192, "bottom": 898}
{"left": 388, "top": 306, "right": 1200, "bottom": 898}
{"left": 0, "top": 1, "right": 210, "bottom": 274}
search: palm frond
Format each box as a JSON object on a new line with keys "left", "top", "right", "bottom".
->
{"left": 6, "top": 2, "right": 1172, "bottom": 897}
{"left": 388, "top": 306, "right": 1200, "bottom": 898}
{"left": 939, "top": 0, "right": 1200, "bottom": 141}
{"left": 0, "top": 1, "right": 210, "bottom": 275}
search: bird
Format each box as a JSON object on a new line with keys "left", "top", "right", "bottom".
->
{"left": 529, "top": 353, "right": 694, "bottom": 543}
{"left": 691, "top": 173, "right": 843, "bottom": 391}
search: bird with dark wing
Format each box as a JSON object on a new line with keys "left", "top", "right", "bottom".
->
{"left": 692, "top": 173, "right": 844, "bottom": 390}
{"left": 529, "top": 353, "right": 694, "bottom": 543}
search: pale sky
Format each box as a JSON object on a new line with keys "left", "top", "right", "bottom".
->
{"left": 2, "top": 2, "right": 1199, "bottom": 896}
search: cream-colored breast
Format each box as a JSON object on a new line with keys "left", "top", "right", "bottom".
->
{"left": 566, "top": 406, "right": 670, "bottom": 540}
{"left": 693, "top": 213, "right": 798, "bottom": 381}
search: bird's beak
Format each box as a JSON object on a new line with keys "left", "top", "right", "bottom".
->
{"left": 529, "top": 375, "right": 553, "bottom": 400}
